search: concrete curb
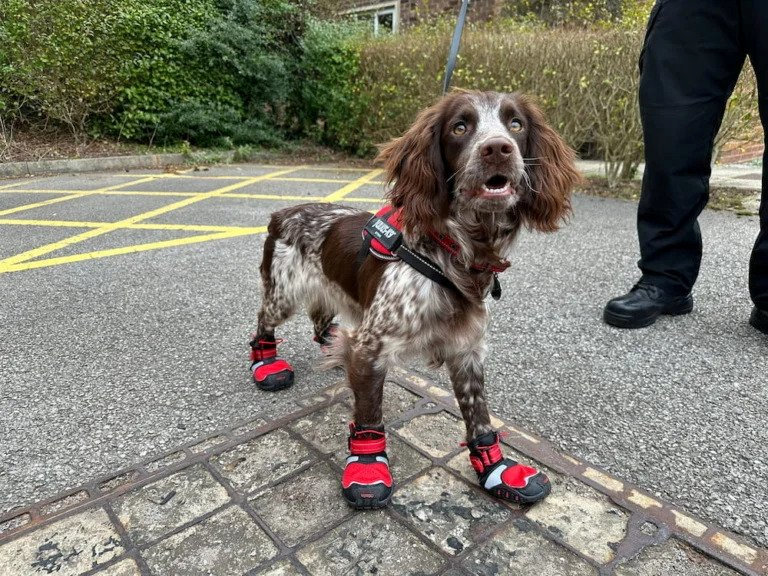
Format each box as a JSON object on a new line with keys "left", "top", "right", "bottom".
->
{"left": 0, "top": 153, "right": 202, "bottom": 179}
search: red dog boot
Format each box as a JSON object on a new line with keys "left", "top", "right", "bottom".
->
{"left": 341, "top": 423, "right": 393, "bottom": 509}
{"left": 466, "top": 431, "right": 551, "bottom": 504}
{"left": 313, "top": 322, "right": 339, "bottom": 353}
{"left": 249, "top": 336, "right": 294, "bottom": 391}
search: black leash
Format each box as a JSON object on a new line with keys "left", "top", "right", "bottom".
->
{"left": 442, "top": 0, "right": 470, "bottom": 94}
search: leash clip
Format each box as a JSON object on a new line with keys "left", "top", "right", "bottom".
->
{"left": 491, "top": 273, "right": 502, "bottom": 300}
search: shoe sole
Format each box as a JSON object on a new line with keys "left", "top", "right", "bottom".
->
{"left": 749, "top": 309, "right": 768, "bottom": 335}
{"left": 343, "top": 491, "right": 392, "bottom": 510}
{"left": 603, "top": 295, "right": 694, "bottom": 329}
{"left": 254, "top": 371, "right": 295, "bottom": 392}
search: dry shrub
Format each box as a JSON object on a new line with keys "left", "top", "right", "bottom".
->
{"left": 349, "top": 23, "right": 759, "bottom": 184}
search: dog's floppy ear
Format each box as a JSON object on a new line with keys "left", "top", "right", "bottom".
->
{"left": 518, "top": 95, "right": 581, "bottom": 232}
{"left": 376, "top": 101, "right": 449, "bottom": 237}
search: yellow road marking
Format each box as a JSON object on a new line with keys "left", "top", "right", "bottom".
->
{"left": 0, "top": 167, "right": 299, "bottom": 268}
{"left": 0, "top": 218, "right": 264, "bottom": 234}
{"left": 0, "top": 176, "right": 160, "bottom": 218}
{"left": 0, "top": 228, "right": 267, "bottom": 274}
{"left": 322, "top": 169, "right": 383, "bottom": 203}
{"left": 0, "top": 179, "right": 40, "bottom": 190}
{"left": 0, "top": 189, "right": 198, "bottom": 198}
{"left": 225, "top": 193, "right": 320, "bottom": 201}
{"left": 341, "top": 197, "right": 386, "bottom": 204}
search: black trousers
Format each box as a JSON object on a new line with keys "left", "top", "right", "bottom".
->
{"left": 637, "top": 0, "right": 768, "bottom": 309}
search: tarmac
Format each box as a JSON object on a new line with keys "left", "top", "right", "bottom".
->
{"left": 0, "top": 161, "right": 765, "bottom": 575}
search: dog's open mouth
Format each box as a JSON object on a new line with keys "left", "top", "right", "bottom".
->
{"left": 479, "top": 175, "right": 514, "bottom": 198}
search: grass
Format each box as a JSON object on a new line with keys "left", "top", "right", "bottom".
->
{"left": 579, "top": 177, "right": 760, "bottom": 216}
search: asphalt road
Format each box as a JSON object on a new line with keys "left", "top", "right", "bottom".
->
{"left": 0, "top": 164, "right": 765, "bottom": 549}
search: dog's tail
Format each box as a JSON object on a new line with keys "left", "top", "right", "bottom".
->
{"left": 315, "top": 327, "right": 351, "bottom": 372}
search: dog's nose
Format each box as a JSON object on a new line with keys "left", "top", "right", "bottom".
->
{"left": 480, "top": 137, "right": 515, "bottom": 162}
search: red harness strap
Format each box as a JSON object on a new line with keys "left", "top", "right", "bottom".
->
{"left": 365, "top": 206, "right": 510, "bottom": 274}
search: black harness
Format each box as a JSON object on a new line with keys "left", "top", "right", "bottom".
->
{"left": 356, "top": 208, "right": 503, "bottom": 300}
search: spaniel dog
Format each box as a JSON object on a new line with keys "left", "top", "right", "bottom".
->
{"left": 248, "top": 90, "right": 580, "bottom": 509}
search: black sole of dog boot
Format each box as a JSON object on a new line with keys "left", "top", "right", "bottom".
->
{"left": 342, "top": 485, "right": 392, "bottom": 510}
{"left": 252, "top": 361, "right": 295, "bottom": 392}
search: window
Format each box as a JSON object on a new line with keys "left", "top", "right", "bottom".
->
{"left": 344, "top": 2, "right": 399, "bottom": 34}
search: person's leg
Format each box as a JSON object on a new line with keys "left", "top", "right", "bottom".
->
{"left": 605, "top": 1, "right": 746, "bottom": 329}
{"left": 743, "top": 1, "right": 768, "bottom": 332}
{"left": 637, "top": 1, "right": 745, "bottom": 294}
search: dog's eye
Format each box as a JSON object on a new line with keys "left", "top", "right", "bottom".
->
{"left": 509, "top": 118, "right": 524, "bottom": 132}
{"left": 452, "top": 122, "right": 467, "bottom": 136}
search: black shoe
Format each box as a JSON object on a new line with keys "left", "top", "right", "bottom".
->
{"left": 749, "top": 307, "right": 768, "bottom": 335}
{"left": 603, "top": 283, "right": 693, "bottom": 329}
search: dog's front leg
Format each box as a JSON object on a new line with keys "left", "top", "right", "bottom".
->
{"left": 446, "top": 347, "right": 494, "bottom": 442}
{"left": 447, "top": 346, "right": 552, "bottom": 505}
{"left": 340, "top": 328, "right": 392, "bottom": 509}
{"left": 347, "top": 329, "right": 387, "bottom": 427}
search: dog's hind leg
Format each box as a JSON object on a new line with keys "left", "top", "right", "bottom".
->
{"left": 308, "top": 301, "right": 337, "bottom": 349}
{"left": 339, "top": 329, "right": 393, "bottom": 509}
{"left": 249, "top": 235, "right": 298, "bottom": 391}
{"left": 447, "top": 347, "right": 551, "bottom": 505}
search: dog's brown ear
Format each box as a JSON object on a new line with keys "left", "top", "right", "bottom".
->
{"left": 376, "top": 102, "right": 449, "bottom": 237}
{"left": 518, "top": 96, "right": 581, "bottom": 232}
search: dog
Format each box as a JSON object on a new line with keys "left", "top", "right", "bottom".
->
{"left": 248, "top": 90, "right": 580, "bottom": 509}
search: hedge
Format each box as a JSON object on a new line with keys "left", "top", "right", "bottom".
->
{"left": 0, "top": 2, "right": 760, "bottom": 183}
{"left": 307, "top": 21, "right": 759, "bottom": 184}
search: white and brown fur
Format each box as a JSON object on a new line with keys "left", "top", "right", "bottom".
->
{"left": 254, "top": 90, "right": 580, "bottom": 442}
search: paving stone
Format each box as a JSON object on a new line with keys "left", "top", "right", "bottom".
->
{"left": 289, "top": 402, "right": 351, "bottom": 460}
{"left": 145, "top": 450, "right": 187, "bottom": 473}
{"left": 211, "top": 428, "right": 315, "bottom": 496}
{"left": 142, "top": 505, "right": 277, "bottom": 576}
{"left": 250, "top": 462, "right": 350, "bottom": 548}
{"left": 0, "top": 511, "right": 31, "bottom": 535}
{"left": 463, "top": 517, "right": 597, "bottom": 575}
{"left": 296, "top": 511, "right": 445, "bottom": 576}
{"left": 525, "top": 473, "right": 628, "bottom": 564}
{"left": 388, "top": 435, "right": 432, "bottom": 482}
{"left": 0, "top": 507, "right": 123, "bottom": 575}
{"left": 39, "top": 490, "right": 90, "bottom": 517}
{"left": 96, "top": 559, "right": 142, "bottom": 576}
{"left": 392, "top": 467, "right": 511, "bottom": 555}
{"left": 396, "top": 412, "right": 466, "bottom": 459}
{"left": 230, "top": 417, "right": 268, "bottom": 438}
{"left": 252, "top": 559, "right": 300, "bottom": 575}
{"left": 381, "top": 381, "right": 421, "bottom": 421}
{"left": 113, "top": 464, "right": 230, "bottom": 546}
{"left": 614, "top": 539, "right": 742, "bottom": 576}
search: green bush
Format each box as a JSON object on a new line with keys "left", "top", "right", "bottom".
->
{"left": 157, "top": 0, "right": 311, "bottom": 146}
{"left": 314, "top": 20, "right": 758, "bottom": 184}
{"left": 297, "top": 20, "right": 370, "bottom": 154}
{"left": 0, "top": 0, "right": 313, "bottom": 146}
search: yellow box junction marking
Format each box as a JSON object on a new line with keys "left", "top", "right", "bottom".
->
{"left": 0, "top": 218, "right": 265, "bottom": 234}
{"left": 322, "top": 169, "right": 383, "bottom": 203}
{"left": 0, "top": 176, "right": 159, "bottom": 218}
{"left": 0, "top": 167, "right": 299, "bottom": 273}
{"left": 0, "top": 178, "right": 40, "bottom": 190}
{"left": 0, "top": 166, "right": 384, "bottom": 274}
{"left": 4, "top": 228, "right": 267, "bottom": 273}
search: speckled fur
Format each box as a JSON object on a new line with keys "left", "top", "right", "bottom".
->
{"left": 253, "top": 91, "right": 580, "bottom": 442}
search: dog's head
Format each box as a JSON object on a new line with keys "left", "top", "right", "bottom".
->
{"left": 377, "top": 90, "right": 580, "bottom": 236}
